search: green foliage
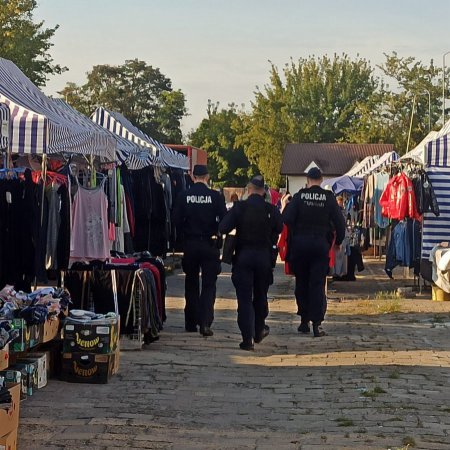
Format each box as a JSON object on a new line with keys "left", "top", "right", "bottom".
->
{"left": 0, "top": 0, "right": 66, "bottom": 86}
{"left": 236, "top": 54, "right": 380, "bottom": 186}
{"left": 59, "top": 59, "right": 187, "bottom": 143}
{"left": 189, "top": 101, "right": 255, "bottom": 187}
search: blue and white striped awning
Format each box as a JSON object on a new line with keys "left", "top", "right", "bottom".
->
{"left": 421, "top": 167, "right": 450, "bottom": 258}
{"left": 53, "top": 100, "right": 155, "bottom": 170}
{"left": 92, "top": 107, "right": 189, "bottom": 170}
{"left": 0, "top": 57, "right": 116, "bottom": 159}
{"left": 345, "top": 155, "right": 380, "bottom": 177}
{"left": 354, "top": 151, "right": 399, "bottom": 177}
{"left": 425, "top": 136, "right": 450, "bottom": 168}
{"left": 0, "top": 103, "right": 10, "bottom": 150}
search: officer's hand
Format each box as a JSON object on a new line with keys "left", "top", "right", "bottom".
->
{"left": 334, "top": 243, "right": 342, "bottom": 252}
{"left": 281, "top": 194, "right": 292, "bottom": 211}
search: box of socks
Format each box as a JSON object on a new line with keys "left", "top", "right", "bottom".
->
{"left": 8, "top": 362, "right": 37, "bottom": 398}
{"left": 61, "top": 350, "right": 118, "bottom": 384}
{"left": 42, "top": 318, "right": 61, "bottom": 343}
{"left": 0, "top": 383, "right": 20, "bottom": 438}
{"left": 16, "top": 353, "right": 47, "bottom": 389}
{"left": 63, "top": 313, "right": 119, "bottom": 355}
{"left": 8, "top": 320, "right": 29, "bottom": 353}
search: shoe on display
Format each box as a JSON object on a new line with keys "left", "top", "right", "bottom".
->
{"left": 254, "top": 325, "right": 270, "bottom": 343}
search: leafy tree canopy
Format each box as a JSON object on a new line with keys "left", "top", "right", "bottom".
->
{"left": 189, "top": 101, "right": 255, "bottom": 187}
{"left": 0, "top": 0, "right": 66, "bottom": 86}
{"left": 59, "top": 59, "right": 187, "bottom": 144}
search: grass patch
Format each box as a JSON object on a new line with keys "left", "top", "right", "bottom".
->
{"left": 361, "top": 386, "right": 387, "bottom": 399}
{"left": 442, "top": 407, "right": 450, "bottom": 413}
{"left": 374, "top": 290, "right": 401, "bottom": 300}
{"left": 335, "top": 417, "right": 355, "bottom": 427}
{"left": 389, "top": 370, "right": 400, "bottom": 379}
{"left": 385, "top": 416, "right": 402, "bottom": 422}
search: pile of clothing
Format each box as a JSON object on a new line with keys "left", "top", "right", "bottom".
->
{"left": 66, "top": 309, "right": 117, "bottom": 324}
{"left": 0, "top": 285, "right": 71, "bottom": 331}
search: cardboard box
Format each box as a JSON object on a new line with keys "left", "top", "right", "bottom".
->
{"left": 0, "top": 384, "right": 20, "bottom": 438}
{"left": 35, "top": 342, "right": 62, "bottom": 378}
{"left": 61, "top": 349, "right": 119, "bottom": 384}
{"left": 0, "top": 347, "right": 9, "bottom": 372}
{"left": 63, "top": 319, "right": 119, "bottom": 354}
{"left": 8, "top": 362, "right": 37, "bottom": 398}
{"left": 9, "top": 320, "right": 29, "bottom": 353}
{"left": 42, "top": 318, "right": 61, "bottom": 343}
{"left": 0, "top": 427, "right": 17, "bottom": 450}
{"left": 0, "top": 373, "right": 23, "bottom": 402}
{"left": 17, "top": 353, "right": 47, "bottom": 389}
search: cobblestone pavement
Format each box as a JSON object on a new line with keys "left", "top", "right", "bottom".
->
{"left": 19, "top": 259, "right": 450, "bottom": 450}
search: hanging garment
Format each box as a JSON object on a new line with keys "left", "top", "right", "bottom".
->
{"left": 379, "top": 173, "right": 420, "bottom": 220}
{"left": 374, "top": 172, "right": 390, "bottom": 228}
{"left": 70, "top": 178, "right": 110, "bottom": 262}
{"left": 45, "top": 182, "right": 61, "bottom": 270}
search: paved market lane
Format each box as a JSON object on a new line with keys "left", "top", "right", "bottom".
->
{"left": 19, "top": 259, "right": 450, "bottom": 450}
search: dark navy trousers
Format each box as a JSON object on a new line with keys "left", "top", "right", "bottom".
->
{"left": 290, "top": 235, "right": 330, "bottom": 325}
{"left": 231, "top": 248, "right": 272, "bottom": 342}
{"left": 182, "top": 240, "right": 221, "bottom": 329}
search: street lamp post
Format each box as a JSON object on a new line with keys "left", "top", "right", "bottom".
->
{"left": 421, "top": 88, "right": 431, "bottom": 132}
{"left": 442, "top": 51, "right": 450, "bottom": 123}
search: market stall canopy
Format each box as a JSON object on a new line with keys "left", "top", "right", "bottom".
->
{"left": 92, "top": 107, "right": 189, "bottom": 170}
{"left": 52, "top": 100, "right": 155, "bottom": 170}
{"left": 0, "top": 58, "right": 116, "bottom": 159}
{"left": 345, "top": 155, "right": 380, "bottom": 177}
{"left": 355, "top": 151, "right": 399, "bottom": 176}
{"left": 321, "top": 175, "right": 364, "bottom": 194}
{"left": 0, "top": 103, "right": 10, "bottom": 150}
{"left": 400, "top": 131, "right": 438, "bottom": 164}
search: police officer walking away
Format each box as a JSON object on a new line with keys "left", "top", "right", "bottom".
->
{"left": 219, "top": 175, "right": 283, "bottom": 351}
{"left": 173, "top": 165, "right": 227, "bottom": 336}
{"left": 281, "top": 167, "right": 345, "bottom": 337}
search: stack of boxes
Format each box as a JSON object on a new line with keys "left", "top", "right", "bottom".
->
{"left": 61, "top": 316, "right": 120, "bottom": 383}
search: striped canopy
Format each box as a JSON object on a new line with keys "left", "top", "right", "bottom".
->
{"left": 425, "top": 136, "right": 450, "bottom": 167}
{"left": 354, "top": 151, "right": 399, "bottom": 177}
{"left": 345, "top": 155, "right": 380, "bottom": 177}
{"left": 0, "top": 57, "right": 116, "bottom": 159}
{"left": 53, "top": 100, "right": 156, "bottom": 170}
{"left": 92, "top": 107, "right": 189, "bottom": 170}
{"left": 0, "top": 103, "right": 10, "bottom": 150}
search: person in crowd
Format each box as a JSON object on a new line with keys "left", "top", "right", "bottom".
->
{"left": 219, "top": 175, "right": 283, "bottom": 351}
{"left": 226, "top": 192, "right": 239, "bottom": 210}
{"left": 173, "top": 165, "right": 227, "bottom": 337}
{"left": 281, "top": 167, "right": 345, "bottom": 337}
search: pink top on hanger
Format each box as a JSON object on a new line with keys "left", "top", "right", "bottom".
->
{"left": 70, "top": 178, "right": 110, "bottom": 262}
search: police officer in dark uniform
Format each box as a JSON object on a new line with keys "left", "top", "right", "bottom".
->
{"left": 219, "top": 175, "right": 283, "bottom": 351}
{"left": 282, "top": 167, "right": 345, "bottom": 337}
{"left": 173, "top": 165, "right": 227, "bottom": 336}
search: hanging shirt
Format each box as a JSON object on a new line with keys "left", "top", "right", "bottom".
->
{"left": 70, "top": 178, "right": 110, "bottom": 262}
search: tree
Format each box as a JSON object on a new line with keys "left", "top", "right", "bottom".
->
{"left": 236, "top": 54, "right": 380, "bottom": 185}
{"left": 0, "top": 0, "right": 66, "bottom": 86}
{"left": 189, "top": 101, "right": 255, "bottom": 187}
{"left": 373, "top": 52, "right": 442, "bottom": 153}
{"left": 59, "top": 59, "right": 187, "bottom": 143}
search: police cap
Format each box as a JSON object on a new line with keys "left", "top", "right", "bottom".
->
{"left": 306, "top": 167, "right": 322, "bottom": 180}
{"left": 193, "top": 165, "right": 208, "bottom": 176}
{"left": 249, "top": 175, "right": 265, "bottom": 189}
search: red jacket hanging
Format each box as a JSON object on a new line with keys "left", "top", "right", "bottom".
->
{"left": 379, "top": 173, "right": 420, "bottom": 220}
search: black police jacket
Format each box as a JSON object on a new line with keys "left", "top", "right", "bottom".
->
{"left": 219, "top": 194, "right": 283, "bottom": 250}
{"left": 282, "top": 185, "right": 346, "bottom": 246}
{"left": 173, "top": 182, "right": 227, "bottom": 240}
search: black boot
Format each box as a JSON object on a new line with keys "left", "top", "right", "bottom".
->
{"left": 239, "top": 339, "right": 254, "bottom": 351}
{"left": 199, "top": 326, "right": 214, "bottom": 337}
{"left": 297, "top": 321, "right": 311, "bottom": 333}
{"left": 255, "top": 325, "right": 270, "bottom": 344}
{"left": 313, "top": 323, "right": 326, "bottom": 337}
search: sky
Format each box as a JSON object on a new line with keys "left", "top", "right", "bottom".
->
{"left": 35, "top": 0, "right": 450, "bottom": 138}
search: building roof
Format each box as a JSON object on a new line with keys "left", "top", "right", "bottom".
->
{"left": 280, "top": 143, "right": 395, "bottom": 176}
